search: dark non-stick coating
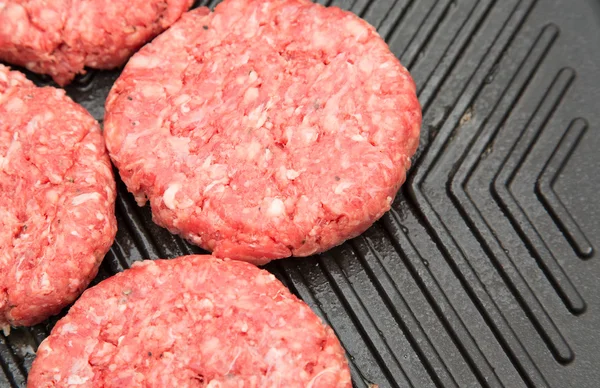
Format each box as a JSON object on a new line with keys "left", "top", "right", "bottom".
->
{"left": 2, "top": 0, "right": 600, "bottom": 387}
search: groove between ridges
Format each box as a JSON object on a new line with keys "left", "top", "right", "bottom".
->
{"left": 445, "top": 24, "right": 577, "bottom": 363}
{"left": 350, "top": 233, "right": 462, "bottom": 388}
{"left": 536, "top": 119, "right": 593, "bottom": 259}
{"left": 407, "top": 0, "right": 562, "bottom": 385}
{"left": 275, "top": 261, "right": 379, "bottom": 388}
{"left": 492, "top": 67, "right": 584, "bottom": 318}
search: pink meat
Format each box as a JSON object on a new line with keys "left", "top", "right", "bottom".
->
{"left": 104, "top": 0, "right": 421, "bottom": 264}
{"left": 0, "top": 0, "right": 193, "bottom": 86}
{"left": 0, "top": 65, "right": 117, "bottom": 328}
{"left": 28, "top": 255, "right": 352, "bottom": 387}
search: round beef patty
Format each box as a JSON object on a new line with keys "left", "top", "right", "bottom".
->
{"left": 28, "top": 255, "right": 352, "bottom": 387}
{"left": 104, "top": 0, "right": 421, "bottom": 264}
{"left": 0, "top": 65, "right": 116, "bottom": 329}
{"left": 0, "top": 0, "right": 193, "bottom": 86}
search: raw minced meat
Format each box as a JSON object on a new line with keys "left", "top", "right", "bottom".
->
{"left": 104, "top": 0, "right": 422, "bottom": 264}
{"left": 0, "top": 65, "right": 117, "bottom": 328}
{"left": 0, "top": 0, "right": 193, "bottom": 85}
{"left": 28, "top": 255, "right": 352, "bottom": 387}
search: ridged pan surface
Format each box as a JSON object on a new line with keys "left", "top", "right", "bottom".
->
{"left": 2, "top": 0, "right": 600, "bottom": 387}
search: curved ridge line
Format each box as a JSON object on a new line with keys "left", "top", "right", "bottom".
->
{"left": 411, "top": 0, "right": 535, "bottom": 185}
{"left": 407, "top": 0, "right": 550, "bottom": 386}
{"left": 449, "top": 25, "right": 574, "bottom": 363}
{"left": 536, "top": 119, "right": 593, "bottom": 258}
{"left": 492, "top": 68, "right": 586, "bottom": 317}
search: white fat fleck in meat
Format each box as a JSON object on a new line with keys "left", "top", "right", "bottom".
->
{"left": 248, "top": 70, "right": 258, "bottom": 83}
{"left": 140, "top": 83, "right": 165, "bottom": 99}
{"left": 310, "top": 29, "right": 336, "bottom": 50}
{"left": 247, "top": 105, "right": 268, "bottom": 129}
{"left": 323, "top": 113, "right": 339, "bottom": 134}
{"left": 264, "top": 347, "right": 288, "bottom": 370}
{"left": 351, "top": 134, "right": 366, "bottom": 142}
{"left": 71, "top": 192, "right": 101, "bottom": 206}
{"left": 266, "top": 198, "right": 286, "bottom": 217}
{"left": 334, "top": 181, "right": 353, "bottom": 195}
{"left": 241, "top": 140, "right": 262, "bottom": 160}
{"left": 351, "top": 113, "right": 363, "bottom": 121}
{"left": 199, "top": 298, "right": 213, "bottom": 309}
{"left": 60, "top": 323, "right": 78, "bottom": 334}
{"left": 204, "top": 180, "right": 225, "bottom": 195}
{"left": 5, "top": 97, "right": 23, "bottom": 111}
{"left": 173, "top": 94, "right": 191, "bottom": 106}
{"left": 203, "top": 337, "right": 221, "bottom": 353}
{"left": 264, "top": 148, "right": 272, "bottom": 161}
{"left": 201, "top": 155, "right": 213, "bottom": 169}
{"left": 255, "top": 111, "right": 268, "bottom": 129}
{"left": 286, "top": 169, "right": 300, "bottom": 180}
{"left": 127, "top": 54, "right": 163, "bottom": 69}
{"left": 307, "top": 367, "right": 339, "bottom": 388}
{"left": 358, "top": 57, "right": 374, "bottom": 74}
{"left": 243, "top": 87, "right": 259, "bottom": 103}
{"left": 209, "top": 164, "right": 228, "bottom": 180}
{"left": 39, "top": 272, "right": 51, "bottom": 292}
{"left": 168, "top": 136, "right": 190, "bottom": 155}
{"left": 255, "top": 273, "right": 276, "bottom": 285}
{"left": 46, "top": 189, "right": 59, "bottom": 203}
{"left": 163, "top": 183, "right": 181, "bottom": 210}
{"left": 66, "top": 375, "right": 89, "bottom": 385}
{"left": 2, "top": 131, "right": 20, "bottom": 169}
{"left": 178, "top": 109, "right": 205, "bottom": 128}
{"left": 84, "top": 143, "right": 97, "bottom": 152}
{"left": 343, "top": 16, "right": 369, "bottom": 38}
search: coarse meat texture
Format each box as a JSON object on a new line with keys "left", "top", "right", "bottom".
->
{"left": 0, "top": 65, "right": 117, "bottom": 328}
{"left": 0, "top": 0, "right": 193, "bottom": 86}
{"left": 28, "top": 255, "right": 352, "bottom": 387}
{"left": 105, "top": 0, "right": 422, "bottom": 264}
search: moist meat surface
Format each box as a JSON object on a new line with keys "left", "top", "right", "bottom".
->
{"left": 0, "top": 65, "right": 117, "bottom": 328}
{"left": 0, "top": 0, "right": 193, "bottom": 85}
{"left": 105, "top": 0, "right": 422, "bottom": 264}
{"left": 28, "top": 255, "right": 352, "bottom": 387}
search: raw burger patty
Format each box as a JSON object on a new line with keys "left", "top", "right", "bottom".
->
{"left": 0, "top": 0, "right": 193, "bottom": 86}
{"left": 104, "top": 0, "right": 422, "bottom": 264}
{"left": 0, "top": 65, "right": 117, "bottom": 328}
{"left": 28, "top": 255, "right": 352, "bottom": 387}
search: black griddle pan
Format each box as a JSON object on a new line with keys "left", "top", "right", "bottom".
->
{"left": 2, "top": 0, "right": 600, "bottom": 387}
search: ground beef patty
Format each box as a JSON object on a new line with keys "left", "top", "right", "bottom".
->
{"left": 0, "top": 65, "right": 117, "bottom": 329}
{"left": 28, "top": 255, "right": 352, "bottom": 387}
{"left": 104, "top": 0, "right": 421, "bottom": 264}
{"left": 0, "top": 0, "right": 193, "bottom": 86}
